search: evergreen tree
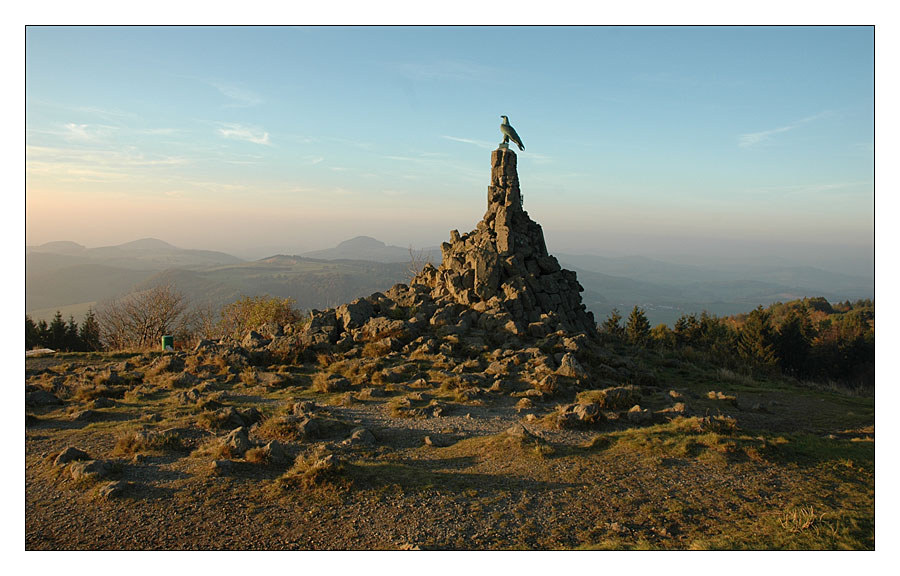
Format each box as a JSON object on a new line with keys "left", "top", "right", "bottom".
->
{"left": 36, "top": 319, "right": 50, "bottom": 347}
{"left": 775, "top": 307, "right": 812, "bottom": 378}
{"left": 65, "top": 316, "right": 80, "bottom": 351}
{"left": 48, "top": 311, "right": 67, "bottom": 350}
{"left": 26, "top": 315, "right": 39, "bottom": 349}
{"left": 601, "top": 308, "right": 624, "bottom": 341}
{"left": 674, "top": 313, "right": 700, "bottom": 347}
{"left": 625, "top": 306, "right": 651, "bottom": 346}
{"left": 737, "top": 306, "right": 777, "bottom": 367}
{"left": 79, "top": 309, "right": 102, "bottom": 351}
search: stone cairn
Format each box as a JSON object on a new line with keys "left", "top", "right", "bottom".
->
{"left": 288, "top": 147, "right": 597, "bottom": 356}
{"left": 411, "top": 148, "right": 595, "bottom": 336}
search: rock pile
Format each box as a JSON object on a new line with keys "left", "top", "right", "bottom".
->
{"left": 412, "top": 148, "right": 595, "bottom": 336}
{"left": 297, "top": 147, "right": 596, "bottom": 354}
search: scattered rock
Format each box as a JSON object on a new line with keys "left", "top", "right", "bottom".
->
{"left": 556, "top": 353, "right": 588, "bottom": 379}
{"left": 210, "top": 459, "right": 233, "bottom": 474}
{"left": 626, "top": 405, "right": 651, "bottom": 424}
{"left": 97, "top": 480, "right": 129, "bottom": 499}
{"left": 262, "top": 440, "right": 288, "bottom": 464}
{"left": 297, "top": 417, "right": 322, "bottom": 440}
{"left": 69, "top": 459, "right": 115, "bottom": 482}
{"left": 342, "top": 427, "right": 375, "bottom": 446}
{"left": 92, "top": 397, "right": 116, "bottom": 409}
{"left": 242, "top": 330, "right": 270, "bottom": 349}
{"left": 55, "top": 447, "right": 91, "bottom": 466}
{"left": 70, "top": 409, "right": 102, "bottom": 422}
{"left": 222, "top": 427, "right": 253, "bottom": 456}
{"left": 505, "top": 423, "right": 536, "bottom": 439}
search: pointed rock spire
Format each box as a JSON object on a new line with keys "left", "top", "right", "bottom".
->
{"left": 412, "top": 148, "right": 596, "bottom": 336}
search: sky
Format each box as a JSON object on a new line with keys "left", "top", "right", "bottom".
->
{"left": 25, "top": 25, "right": 874, "bottom": 273}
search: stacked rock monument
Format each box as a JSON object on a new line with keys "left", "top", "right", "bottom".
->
{"left": 292, "top": 147, "right": 596, "bottom": 354}
{"left": 412, "top": 147, "right": 595, "bottom": 336}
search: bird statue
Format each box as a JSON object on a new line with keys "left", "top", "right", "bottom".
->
{"left": 500, "top": 115, "right": 525, "bottom": 151}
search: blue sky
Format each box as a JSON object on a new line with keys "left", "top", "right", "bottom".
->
{"left": 25, "top": 25, "right": 874, "bottom": 271}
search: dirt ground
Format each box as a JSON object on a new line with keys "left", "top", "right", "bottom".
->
{"left": 25, "top": 351, "right": 874, "bottom": 550}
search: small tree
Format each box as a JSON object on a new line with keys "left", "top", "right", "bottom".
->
{"left": 26, "top": 315, "right": 39, "bottom": 350}
{"left": 737, "top": 306, "right": 777, "bottom": 368}
{"left": 79, "top": 308, "right": 102, "bottom": 351}
{"left": 673, "top": 313, "right": 701, "bottom": 347}
{"left": 65, "top": 316, "right": 81, "bottom": 351}
{"left": 36, "top": 319, "right": 50, "bottom": 347}
{"left": 625, "top": 305, "right": 651, "bottom": 347}
{"left": 601, "top": 308, "right": 624, "bottom": 341}
{"left": 48, "top": 311, "right": 67, "bottom": 350}
{"left": 408, "top": 246, "right": 430, "bottom": 282}
{"left": 97, "top": 284, "right": 192, "bottom": 350}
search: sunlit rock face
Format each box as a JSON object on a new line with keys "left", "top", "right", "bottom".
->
{"left": 412, "top": 148, "right": 595, "bottom": 336}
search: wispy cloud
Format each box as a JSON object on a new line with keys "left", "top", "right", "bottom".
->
{"left": 442, "top": 135, "right": 494, "bottom": 149}
{"left": 26, "top": 144, "right": 188, "bottom": 183}
{"left": 209, "top": 80, "right": 263, "bottom": 108}
{"left": 738, "top": 113, "right": 830, "bottom": 148}
{"left": 217, "top": 123, "right": 271, "bottom": 145}
{"left": 61, "top": 122, "right": 118, "bottom": 142}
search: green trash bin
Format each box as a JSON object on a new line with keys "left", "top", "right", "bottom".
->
{"left": 161, "top": 335, "right": 174, "bottom": 351}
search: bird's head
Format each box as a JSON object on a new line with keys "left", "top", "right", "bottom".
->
{"left": 500, "top": 115, "right": 509, "bottom": 124}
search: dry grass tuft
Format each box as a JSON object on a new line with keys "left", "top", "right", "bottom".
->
{"left": 115, "top": 429, "right": 183, "bottom": 456}
{"left": 275, "top": 447, "right": 348, "bottom": 492}
{"left": 244, "top": 446, "right": 270, "bottom": 464}
{"left": 780, "top": 506, "right": 823, "bottom": 533}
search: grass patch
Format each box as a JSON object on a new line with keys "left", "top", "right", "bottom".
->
{"left": 114, "top": 429, "right": 184, "bottom": 456}
{"left": 275, "top": 447, "right": 349, "bottom": 493}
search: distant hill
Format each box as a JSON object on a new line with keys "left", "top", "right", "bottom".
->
{"left": 303, "top": 236, "right": 439, "bottom": 264}
{"left": 133, "top": 255, "right": 411, "bottom": 314}
{"left": 26, "top": 236, "right": 875, "bottom": 327}
{"left": 27, "top": 238, "right": 244, "bottom": 272}
{"left": 26, "top": 238, "right": 246, "bottom": 320}
{"left": 559, "top": 253, "right": 874, "bottom": 326}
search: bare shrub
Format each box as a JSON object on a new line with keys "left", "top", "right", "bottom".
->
{"left": 408, "top": 246, "right": 430, "bottom": 282}
{"left": 96, "top": 284, "right": 193, "bottom": 351}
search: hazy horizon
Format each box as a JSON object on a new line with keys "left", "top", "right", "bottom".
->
{"left": 26, "top": 26, "right": 874, "bottom": 278}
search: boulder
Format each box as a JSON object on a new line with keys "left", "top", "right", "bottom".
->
{"left": 55, "top": 447, "right": 90, "bottom": 466}
{"left": 262, "top": 440, "right": 288, "bottom": 464}
{"left": 342, "top": 427, "right": 376, "bottom": 446}
{"left": 222, "top": 427, "right": 253, "bottom": 456}
{"left": 69, "top": 459, "right": 115, "bottom": 482}
{"left": 337, "top": 299, "right": 375, "bottom": 332}
{"left": 556, "top": 353, "right": 588, "bottom": 379}
{"left": 242, "top": 330, "right": 270, "bottom": 349}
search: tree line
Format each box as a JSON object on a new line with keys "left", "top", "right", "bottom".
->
{"left": 26, "top": 285, "right": 303, "bottom": 353}
{"left": 600, "top": 297, "right": 874, "bottom": 387}
{"left": 27, "top": 283, "right": 874, "bottom": 388}
{"left": 26, "top": 309, "right": 102, "bottom": 352}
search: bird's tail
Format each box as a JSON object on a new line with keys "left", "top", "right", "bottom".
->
{"left": 518, "top": 143, "right": 525, "bottom": 151}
